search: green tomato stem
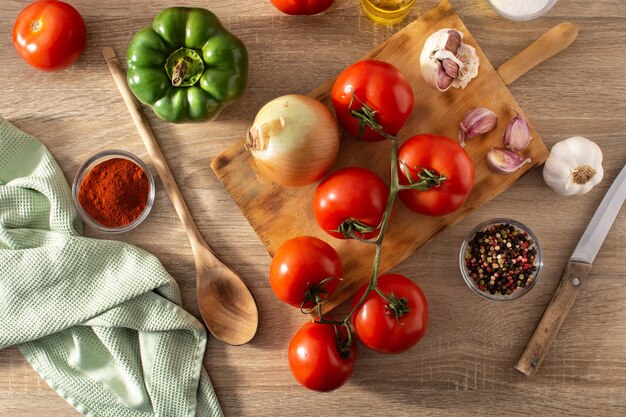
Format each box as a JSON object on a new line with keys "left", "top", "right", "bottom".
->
{"left": 338, "top": 218, "right": 380, "bottom": 240}
{"left": 315, "top": 94, "right": 427, "bottom": 343}
{"left": 343, "top": 136, "right": 401, "bottom": 323}
{"left": 347, "top": 230, "right": 377, "bottom": 244}
{"left": 348, "top": 91, "right": 397, "bottom": 141}
{"left": 398, "top": 160, "right": 447, "bottom": 191}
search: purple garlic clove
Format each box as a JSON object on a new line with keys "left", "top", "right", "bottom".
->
{"left": 504, "top": 112, "right": 532, "bottom": 151}
{"left": 441, "top": 58, "right": 459, "bottom": 78}
{"left": 486, "top": 147, "right": 531, "bottom": 173}
{"left": 458, "top": 107, "right": 498, "bottom": 146}
{"left": 437, "top": 68, "right": 454, "bottom": 91}
{"left": 445, "top": 29, "right": 462, "bottom": 53}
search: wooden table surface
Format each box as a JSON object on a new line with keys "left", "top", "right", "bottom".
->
{"left": 1, "top": 0, "right": 625, "bottom": 416}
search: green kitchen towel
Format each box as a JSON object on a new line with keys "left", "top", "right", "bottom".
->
{"left": 0, "top": 117, "right": 223, "bottom": 417}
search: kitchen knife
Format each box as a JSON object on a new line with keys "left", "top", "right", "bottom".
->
{"left": 515, "top": 164, "right": 626, "bottom": 376}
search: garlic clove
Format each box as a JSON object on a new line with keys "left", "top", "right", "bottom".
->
{"left": 504, "top": 112, "right": 532, "bottom": 151}
{"left": 422, "top": 49, "right": 457, "bottom": 92}
{"left": 451, "top": 43, "right": 479, "bottom": 89}
{"left": 437, "top": 68, "right": 454, "bottom": 91}
{"left": 442, "top": 58, "right": 459, "bottom": 78}
{"left": 420, "top": 28, "right": 480, "bottom": 92}
{"left": 445, "top": 29, "right": 462, "bottom": 53}
{"left": 458, "top": 107, "right": 498, "bottom": 146}
{"left": 486, "top": 147, "right": 531, "bottom": 174}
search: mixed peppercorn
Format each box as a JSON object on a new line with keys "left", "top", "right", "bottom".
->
{"left": 464, "top": 223, "right": 538, "bottom": 296}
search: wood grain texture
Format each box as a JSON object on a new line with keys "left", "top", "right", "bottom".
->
{"left": 0, "top": 0, "right": 625, "bottom": 416}
{"left": 212, "top": 0, "right": 550, "bottom": 312}
{"left": 516, "top": 261, "right": 593, "bottom": 376}
{"left": 496, "top": 22, "right": 579, "bottom": 85}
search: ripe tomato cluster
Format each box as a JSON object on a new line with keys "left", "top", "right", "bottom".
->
{"left": 269, "top": 59, "right": 475, "bottom": 392}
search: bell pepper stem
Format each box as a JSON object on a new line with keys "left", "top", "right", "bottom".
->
{"left": 171, "top": 59, "right": 189, "bottom": 86}
{"left": 165, "top": 47, "right": 204, "bottom": 87}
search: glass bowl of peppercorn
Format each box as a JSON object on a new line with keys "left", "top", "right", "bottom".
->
{"left": 459, "top": 218, "right": 542, "bottom": 301}
{"left": 72, "top": 150, "right": 155, "bottom": 233}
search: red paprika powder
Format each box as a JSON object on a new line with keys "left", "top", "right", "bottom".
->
{"left": 77, "top": 158, "right": 150, "bottom": 228}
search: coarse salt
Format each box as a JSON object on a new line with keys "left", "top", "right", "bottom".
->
{"left": 489, "top": 0, "right": 554, "bottom": 18}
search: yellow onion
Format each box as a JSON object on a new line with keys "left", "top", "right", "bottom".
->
{"left": 246, "top": 94, "right": 341, "bottom": 187}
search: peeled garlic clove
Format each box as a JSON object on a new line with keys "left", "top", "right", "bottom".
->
{"left": 420, "top": 28, "right": 480, "bottom": 92}
{"left": 486, "top": 147, "right": 531, "bottom": 174}
{"left": 458, "top": 107, "right": 498, "bottom": 146}
{"left": 504, "top": 112, "right": 532, "bottom": 151}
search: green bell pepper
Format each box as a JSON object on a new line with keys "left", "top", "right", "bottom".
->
{"left": 126, "top": 7, "right": 248, "bottom": 123}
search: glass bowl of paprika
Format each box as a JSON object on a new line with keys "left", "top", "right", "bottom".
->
{"left": 459, "top": 218, "right": 543, "bottom": 301}
{"left": 72, "top": 150, "right": 155, "bottom": 233}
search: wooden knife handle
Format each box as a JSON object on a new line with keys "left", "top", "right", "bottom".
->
{"left": 515, "top": 260, "right": 593, "bottom": 376}
{"left": 497, "top": 22, "right": 578, "bottom": 85}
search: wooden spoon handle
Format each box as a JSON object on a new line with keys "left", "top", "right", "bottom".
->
{"left": 515, "top": 260, "right": 593, "bottom": 376}
{"left": 496, "top": 22, "right": 578, "bottom": 85}
{"left": 102, "top": 47, "right": 211, "bottom": 257}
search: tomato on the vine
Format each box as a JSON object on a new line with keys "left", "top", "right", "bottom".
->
{"left": 397, "top": 134, "right": 475, "bottom": 216}
{"left": 288, "top": 321, "right": 356, "bottom": 392}
{"left": 12, "top": 0, "right": 86, "bottom": 71}
{"left": 270, "top": 0, "right": 334, "bottom": 15}
{"left": 352, "top": 274, "right": 428, "bottom": 354}
{"left": 313, "top": 167, "right": 389, "bottom": 240}
{"left": 331, "top": 59, "right": 414, "bottom": 142}
{"left": 270, "top": 236, "right": 342, "bottom": 309}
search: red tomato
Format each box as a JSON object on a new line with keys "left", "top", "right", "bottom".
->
{"left": 270, "top": 237, "right": 342, "bottom": 308}
{"left": 398, "top": 134, "right": 475, "bottom": 216}
{"left": 313, "top": 167, "right": 389, "bottom": 240}
{"left": 288, "top": 321, "right": 356, "bottom": 391}
{"left": 331, "top": 60, "right": 414, "bottom": 142}
{"left": 12, "top": 0, "right": 86, "bottom": 71}
{"left": 352, "top": 274, "right": 428, "bottom": 354}
{"left": 270, "top": 0, "right": 334, "bottom": 15}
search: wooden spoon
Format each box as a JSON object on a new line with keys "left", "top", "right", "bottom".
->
{"left": 496, "top": 22, "right": 578, "bottom": 85}
{"left": 102, "top": 47, "right": 258, "bottom": 346}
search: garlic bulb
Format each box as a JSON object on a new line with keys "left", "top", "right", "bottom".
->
{"left": 420, "top": 28, "right": 480, "bottom": 92}
{"left": 543, "top": 136, "right": 604, "bottom": 196}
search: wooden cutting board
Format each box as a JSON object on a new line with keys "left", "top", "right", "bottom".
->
{"left": 211, "top": 0, "right": 550, "bottom": 312}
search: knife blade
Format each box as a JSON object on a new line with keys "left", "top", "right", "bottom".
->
{"left": 570, "top": 164, "right": 626, "bottom": 264}
{"left": 515, "top": 164, "right": 626, "bottom": 376}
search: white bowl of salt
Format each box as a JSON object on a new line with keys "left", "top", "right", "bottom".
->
{"left": 487, "top": 0, "right": 558, "bottom": 21}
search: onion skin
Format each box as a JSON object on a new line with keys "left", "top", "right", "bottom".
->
{"left": 246, "top": 94, "right": 341, "bottom": 187}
